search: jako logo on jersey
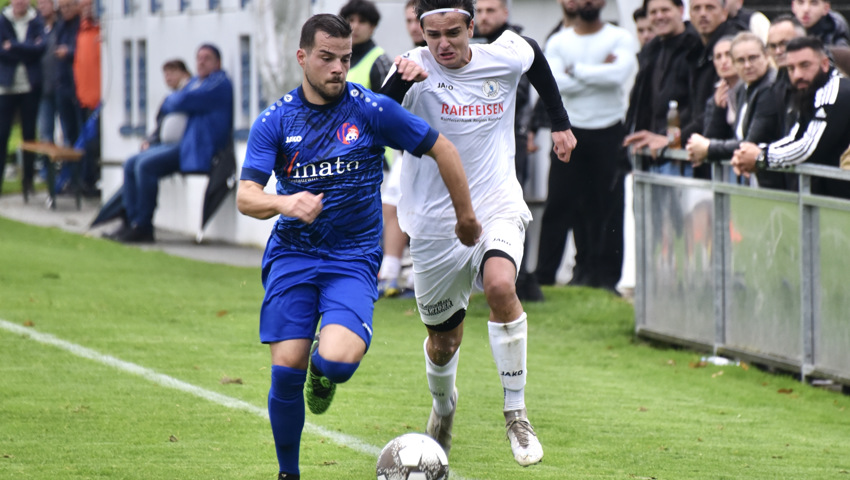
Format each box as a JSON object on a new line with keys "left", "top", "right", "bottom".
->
{"left": 336, "top": 123, "right": 360, "bottom": 145}
{"left": 437, "top": 82, "right": 454, "bottom": 90}
{"left": 482, "top": 79, "right": 500, "bottom": 98}
{"left": 501, "top": 370, "right": 523, "bottom": 377}
{"left": 285, "top": 136, "right": 302, "bottom": 143}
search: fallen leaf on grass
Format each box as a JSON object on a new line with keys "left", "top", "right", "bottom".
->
{"left": 638, "top": 406, "right": 648, "bottom": 412}
{"left": 404, "top": 308, "right": 415, "bottom": 316}
{"left": 690, "top": 361, "right": 708, "bottom": 368}
{"left": 712, "top": 370, "right": 724, "bottom": 378}
{"left": 777, "top": 388, "right": 794, "bottom": 394}
{"left": 2, "top": 453, "right": 13, "bottom": 458}
{"left": 23, "top": 320, "right": 34, "bottom": 327}
{"left": 220, "top": 376, "right": 243, "bottom": 385}
{"left": 216, "top": 310, "right": 228, "bottom": 317}
{"left": 740, "top": 362, "right": 749, "bottom": 370}
{"left": 628, "top": 475, "right": 657, "bottom": 479}
{"left": 169, "top": 435, "right": 179, "bottom": 442}
{"left": 322, "top": 461, "right": 338, "bottom": 466}
{"left": 666, "top": 359, "right": 676, "bottom": 366}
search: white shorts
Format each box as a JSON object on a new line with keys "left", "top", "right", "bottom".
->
{"left": 381, "top": 153, "right": 403, "bottom": 207}
{"left": 410, "top": 215, "right": 527, "bottom": 326}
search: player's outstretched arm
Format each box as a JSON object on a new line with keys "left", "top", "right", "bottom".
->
{"left": 236, "top": 180, "right": 324, "bottom": 224}
{"left": 425, "top": 134, "right": 481, "bottom": 246}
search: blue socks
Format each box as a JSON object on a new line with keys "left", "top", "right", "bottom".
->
{"left": 269, "top": 365, "right": 306, "bottom": 476}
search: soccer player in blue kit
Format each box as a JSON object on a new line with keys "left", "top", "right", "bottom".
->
{"left": 235, "top": 14, "right": 482, "bottom": 480}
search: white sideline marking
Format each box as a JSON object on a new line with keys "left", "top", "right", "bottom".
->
{"left": 0, "top": 319, "right": 475, "bottom": 480}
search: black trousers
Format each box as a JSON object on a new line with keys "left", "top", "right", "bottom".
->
{"left": 534, "top": 123, "right": 628, "bottom": 289}
{"left": 0, "top": 88, "right": 41, "bottom": 194}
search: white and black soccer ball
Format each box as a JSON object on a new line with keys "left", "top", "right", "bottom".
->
{"left": 376, "top": 433, "right": 449, "bottom": 480}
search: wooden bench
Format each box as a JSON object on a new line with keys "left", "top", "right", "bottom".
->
{"left": 20, "top": 141, "right": 84, "bottom": 210}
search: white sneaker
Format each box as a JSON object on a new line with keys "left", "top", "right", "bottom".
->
{"left": 504, "top": 408, "right": 543, "bottom": 466}
{"left": 426, "top": 388, "right": 457, "bottom": 456}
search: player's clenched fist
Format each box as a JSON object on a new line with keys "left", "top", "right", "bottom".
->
{"left": 282, "top": 191, "right": 324, "bottom": 224}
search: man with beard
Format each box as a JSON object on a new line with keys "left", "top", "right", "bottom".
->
{"left": 537, "top": 0, "right": 637, "bottom": 295}
{"left": 237, "top": 14, "right": 480, "bottom": 479}
{"left": 732, "top": 36, "right": 850, "bottom": 199}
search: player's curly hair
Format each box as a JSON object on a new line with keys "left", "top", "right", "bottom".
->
{"left": 416, "top": 0, "right": 475, "bottom": 27}
{"left": 300, "top": 14, "right": 353, "bottom": 50}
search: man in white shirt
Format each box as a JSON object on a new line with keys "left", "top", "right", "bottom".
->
{"left": 541, "top": 0, "right": 638, "bottom": 294}
{"left": 381, "top": 0, "right": 576, "bottom": 467}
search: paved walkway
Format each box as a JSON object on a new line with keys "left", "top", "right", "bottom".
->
{"left": 0, "top": 190, "right": 263, "bottom": 268}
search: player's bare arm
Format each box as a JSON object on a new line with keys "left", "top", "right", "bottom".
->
{"left": 236, "top": 179, "right": 324, "bottom": 224}
{"left": 425, "top": 134, "right": 482, "bottom": 246}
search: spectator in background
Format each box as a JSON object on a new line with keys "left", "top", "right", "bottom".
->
{"left": 36, "top": 0, "right": 59, "bottom": 144}
{"left": 72, "top": 0, "right": 99, "bottom": 194}
{"left": 104, "top": 59, "right": 192, "bottom": 240}
{"left": 766, "top": 15, "right": 806, "bottom": 138}
{"left": 539, "top": 0, "right": 637, "bottom": 294}
{"left": 633, "top": 6, "right": 656, "bottom": 49}
{"left": 339, "top": 0, "right": 392, "bottom": 91}
{"left": 106, "top": 44, "right": 233, "bottom": 243}
{"left": 141, "top": 60, "right": 192, "bottom": 152}
{"left": 472, "top": 0, "right": 543, "bottom": 300}
{"left": 791, "top": 0, "right": 849, "bottom": 47}
{"left": 688, "top": 32, "right": 788, "bottom": 189}
{"left": 682, "top": 0, "right": 743, "bottom": 179}
{"left": 404, "top": 0, "right": 425, "bottom": 47}
{"left": 724, "top": 0, "right": 770, "bottom": 42}
{"left": 702, "top": 35, "right": 740, "bottom": 136}
{"left": 733, "top": 37, "right": 850, "bottom": 199}
{"left": 54, "top": 0, "right": 80, "bottom": 147}
{"left": 0, "top": 0, "right": 45, "bottom": 196}
{"left": 624, "top": 0, "right": 701, "bottom": 174}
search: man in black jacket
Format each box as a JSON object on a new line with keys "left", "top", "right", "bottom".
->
{"left": 624, "top": 0, "right": 701, "bottom": 176}
{"left": 733, "top": 37, "right": 850, "bottom": 199}
{"left": 792, "top": 0, "right": 850, "bottom": 47}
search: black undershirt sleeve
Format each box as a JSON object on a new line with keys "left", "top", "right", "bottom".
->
{"left": 522, "top": 35, "right": 571, "bottom": 132}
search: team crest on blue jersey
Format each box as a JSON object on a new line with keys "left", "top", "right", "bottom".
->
{"left": 336, "top": 123, "right": 361, "bottom": 145}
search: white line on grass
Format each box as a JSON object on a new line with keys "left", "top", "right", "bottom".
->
{"left": 0, "top": 319, "right": 475, "bottom": 480}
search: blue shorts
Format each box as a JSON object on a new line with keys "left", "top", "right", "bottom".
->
{"left": 258, "top": 237, "right": 380, "bottom": 349}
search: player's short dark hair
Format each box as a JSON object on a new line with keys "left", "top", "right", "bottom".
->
{"left": 340, "top": 0, "right": 381, "bottom": 26}
{"left": 416, "top": 0, "right": 475, "bottom": 27}
{"left": 633, "top": 6, "right": 647, "bottom": 21}
{"left": 162, "top": 59, "right": 190, "bottom": 74}
{"left": 642, "top": 0, "right": 684, "bottom": 14}
{"left": 300, "top": 14, "right": 353, "bottom": 50}
{"left": 786, "top": 36, "right": 827, "bottom": 56}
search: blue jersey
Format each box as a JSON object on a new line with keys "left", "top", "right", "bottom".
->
{"left": 241, "top": 82, "right": 439, "bottom": 259}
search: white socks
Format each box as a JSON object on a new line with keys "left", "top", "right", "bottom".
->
{"left": 424, "top": 337, "right": 459, "bottom": 416}
{"left": 489, "top": 313, "right": 528, "bottom": 412}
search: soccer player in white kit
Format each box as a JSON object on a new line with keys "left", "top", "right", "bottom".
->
{"left": 381, "top": 0, "right": 577, "bottom": 467}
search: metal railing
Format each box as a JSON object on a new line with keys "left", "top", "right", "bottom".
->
{"left": 632, "top": 149, "right": 850, "bottom": 386}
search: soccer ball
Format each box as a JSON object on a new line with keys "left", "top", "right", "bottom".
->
{"left": 376, "top": 433, "right": 449, "bottom": 480}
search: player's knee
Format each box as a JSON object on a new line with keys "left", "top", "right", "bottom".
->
{"left": 312, "top": 351, "right": 360, "bottom": 384}
{"left": 484, "top": 275, "right": 517, "bottom": 304}
{"left": 270, "top": 365, "right": 307, "bottom": 401}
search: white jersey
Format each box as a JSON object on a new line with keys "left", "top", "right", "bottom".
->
{"left": 396, "top": 30, "right": 533, "bottom": 240}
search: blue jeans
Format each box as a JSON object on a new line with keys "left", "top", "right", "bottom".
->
{"left": 123, "top": 143, "right": 181, "bottom": 229}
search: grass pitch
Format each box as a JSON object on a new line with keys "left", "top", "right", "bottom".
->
{"left": 1, "top": 217, "right": 848, "bottom": 479}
